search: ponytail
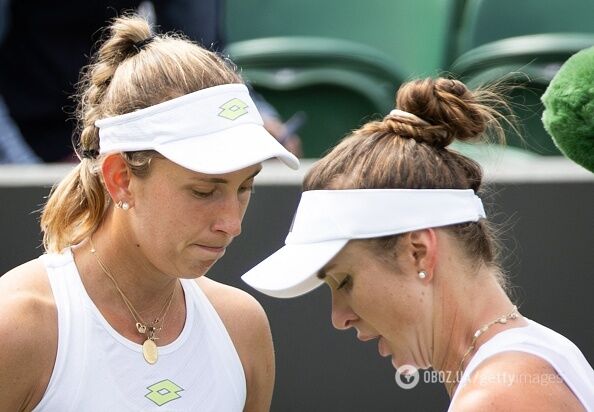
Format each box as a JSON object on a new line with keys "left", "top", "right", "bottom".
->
{"left": 41, "top": 160, "right": 108, "bottom": 252}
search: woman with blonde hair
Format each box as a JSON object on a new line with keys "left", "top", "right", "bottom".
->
{"left": 0, "top": 15, "right": 298, "bottom": 411}
{"left": 243, "top": 78, "right": 594, "bottom": 410}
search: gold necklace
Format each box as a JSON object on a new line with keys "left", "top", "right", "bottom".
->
{"left": 455, "top": 306, "right": 519, "bottom": 385}
{"left": 89, "top": 238, "right": 177, "bottom": 364}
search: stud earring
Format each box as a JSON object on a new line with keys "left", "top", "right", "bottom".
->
{"left": 116, "top": 200, "right": 130, "bottom": 210}
{"left": 418, "top": 271, "right": 427, "bottom": 280}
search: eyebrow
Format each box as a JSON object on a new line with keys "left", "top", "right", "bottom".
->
{"left": 317, "top": 263, "right": 336, "bottom": 279}
{"left": 319, "top": 269, "right": 343, "bottom": 290}
{"left": 191, "top": 168, "right": 262, "bottom": 184}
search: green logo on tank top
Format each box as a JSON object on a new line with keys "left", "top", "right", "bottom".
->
{"left": 145, "top": 379, "right": 184, "bottom": 406}
{"left": 218, "top": 98, "right": 249, "bottom": 120}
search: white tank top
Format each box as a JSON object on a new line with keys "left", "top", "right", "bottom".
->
{"left": 449, "top": 318, "right": 594, "bottom": 411}
{"left": 33, "top": 249, "right": 246, "bottom": 412}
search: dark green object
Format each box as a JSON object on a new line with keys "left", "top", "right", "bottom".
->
{"left": 542, "top": 46, "right": 594, "bottom": 173}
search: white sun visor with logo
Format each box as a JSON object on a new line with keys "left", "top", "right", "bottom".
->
{"left": 95, "top": 83, "right": 299, "bottom": 174}
{"left": 242, "top": 189, "right": 486, "bottom": 298}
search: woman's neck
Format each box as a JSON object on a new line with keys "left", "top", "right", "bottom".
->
{"left": 430, "top": 267, "right": 525, "bottom": 397}
{"left": 71, "top": 221, "right": 185, "bottom": 344}
{"left": 88, "top": 215, "right": 179, "bottom": 297}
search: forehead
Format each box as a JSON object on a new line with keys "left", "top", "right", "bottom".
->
{"left": 151, "top": 158, "right": 262, "bottom": 182}
{"left": 319, "top": 240, "right": 374, "bottom": 277}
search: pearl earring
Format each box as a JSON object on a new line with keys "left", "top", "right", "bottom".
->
{"left": 418, "top": 271, "right": 427, "bottom": 280}
{"left": 116, "top": 200, "right": 130, "bottom": 210}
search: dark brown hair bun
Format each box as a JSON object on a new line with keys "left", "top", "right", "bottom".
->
{"left": 394, "top": 78, "right": 495, "bottom": 149}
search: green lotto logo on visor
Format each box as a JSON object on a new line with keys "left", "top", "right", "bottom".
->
{"left": 218, "top": 98, "right": 249, "bottom": 120}
{"left": 145, "top": 379, "right": 184, "bottom": 406}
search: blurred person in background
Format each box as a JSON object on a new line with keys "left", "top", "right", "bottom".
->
{"left": 0, "top": 0, "right": 40, "bottom": 163}
{"left": 0, "top": 0, "right": 301, "bottom": 163}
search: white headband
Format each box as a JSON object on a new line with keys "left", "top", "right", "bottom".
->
{"left": 95, "top": 84, "right": 299, "bottom": 174}
{"left": 242, "top": 189, "right": 486, "bottom": 298}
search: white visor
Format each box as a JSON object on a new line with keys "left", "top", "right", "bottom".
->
{"left": 242, "top": 189, "right": 486, "bottom": 298}
{"left": 96, "top": 84, "right": 299, "bottom": 174}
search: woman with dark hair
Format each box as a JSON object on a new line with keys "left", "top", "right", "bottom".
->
{"left": 243, "top": 78, "right": 594, "bottom": 411}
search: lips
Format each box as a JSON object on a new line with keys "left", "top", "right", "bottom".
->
{"left": 193, "top": 243, "right": 228, "bottom": 258}
{"left": 357, "top": 334, "right": 378, "bottom": 342}
{"left": 355, "top": 334, "right": 391, "bottom": 357}
{"left": 378, "top": 336, "right": 392, "bottom": 357}
{"left": 197, "top": 244, "right": 226, "bottom": 252}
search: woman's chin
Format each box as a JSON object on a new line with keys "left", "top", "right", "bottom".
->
{"left": 392, "top": 358, "right": 429, "bottom": 373}
{"left": 176, "top": 263, "right": 213, "bottom": 279}
{"left": 393, "top": 361, "right": 419, "bottom": 377}
{"left": 180, "top": 256, "right": 222, "bottom": 277}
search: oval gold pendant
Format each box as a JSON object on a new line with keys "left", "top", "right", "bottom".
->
{"left": 142, "top": 339, "right": 158, "bottom": 364}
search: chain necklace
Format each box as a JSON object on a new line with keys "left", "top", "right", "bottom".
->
{"left": 89, "top": 237, "right": 177, "bottom": 364}
{"left": 453, "top": 305, "right": 519, "bottom": 391}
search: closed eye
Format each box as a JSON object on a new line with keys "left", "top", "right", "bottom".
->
{"left": 192, "top": 189, "right": 215, "bottom": 198}
{"left": 239, "top": 184, "right": 255, "bottom": 195}
{"left": 337, "top": 276, "right": 352, "bottom": 290}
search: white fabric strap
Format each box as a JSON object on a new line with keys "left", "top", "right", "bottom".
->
{"left": 389, "top": 109, "right": 430, "bottom": 126}
{"left": 286, "top": 189, "right": 486, "bottom": 244}
{"left": 96, "top": 84, "right": 262, "bottom": 154}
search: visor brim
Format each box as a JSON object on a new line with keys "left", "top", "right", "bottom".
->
{"left": 241, "top": 239, "right": 348, "bottom": 298}
{"left": 155, "top": 123, "right": 299, "bottom": 174}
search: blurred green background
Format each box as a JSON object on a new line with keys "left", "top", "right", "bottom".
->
{"left": 224, "top": 0, "right": 594, "bottom": 158}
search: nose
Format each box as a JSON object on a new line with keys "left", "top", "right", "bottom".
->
{"left": 330, "top": 292, "right": 358, "bottom": 330}
{"left": 211, "top": 195, "right": 243, "bottom": 238}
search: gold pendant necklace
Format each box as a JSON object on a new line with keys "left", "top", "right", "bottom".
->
{"left": 89, "top": 237, "right": 177, "bottom": 364}
{"left": 142, "top": 327, "right": 159, "bottom": 365}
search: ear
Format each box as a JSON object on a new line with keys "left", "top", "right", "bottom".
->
{"left": 406, "top": 229, "right": 437, "bottom": 281}
{"left": 102, "top": 154, "right": 133, "bottom": 206}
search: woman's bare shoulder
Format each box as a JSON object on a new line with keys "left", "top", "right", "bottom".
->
{"left": 195, "top": 276, "right": 274, "bottom": 411}
{"left": 194, "top": 275, "right": 273, "bottom": 369}
{"left": 452, "top": 351, "right": 586, "bottom": 412}
{"left": 1, "top": 258, "right": 55, "bottom": 309}
{"left": 195, "top": 276, "right": 269, "bottom": 331}
{"left": 0, "top": 258, "right": 58, "bottom": 411}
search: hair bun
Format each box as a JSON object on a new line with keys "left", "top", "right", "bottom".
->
{"left": 97, "top": 15, "right": 155, "bottom": 65}
{"left": 383, "top": 108, "right": 451, "bottom": 149}
{"left": 439, "top": 78, "right": 468, "bottom": 98}
{"left": 394, "top": 78, "right": 494, "bottom": 148}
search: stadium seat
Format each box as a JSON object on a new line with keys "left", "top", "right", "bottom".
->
{"left": 451, "top": 33, "right": 594, "bottom": 155}
{"left": 227, "top": 37, "right": 406, "bottom": 157}
{"left": 456, "top": 0, "right": 594, "bottom": 55}
{"left": 452, "top": 0, "right": 594, "bottom": 155}
{"left": 226, "top": 0, "right": 462, "bottom": 78}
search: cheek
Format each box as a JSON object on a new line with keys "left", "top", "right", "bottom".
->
{"left": 133, "top": 187, "right": 191, "bottom": 238}
{"left": 360, "top": 279, "right": 425, "bottom": 333}
{"left": 130, "top": 196, "right": 209, "bottom": 273}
